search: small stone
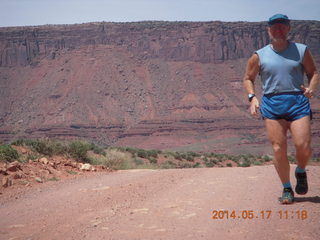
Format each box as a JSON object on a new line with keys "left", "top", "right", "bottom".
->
{"left": 39, "top": 157, "right": 49, "bottom": 165}
{"left": 79, "top": 163, "right": 93, "bottom": 171}
{"left": 45, "top": 166, "right": 62, "bottom": 176}
{"left": 34, "top": 177, "right": 43, "bottom": 183}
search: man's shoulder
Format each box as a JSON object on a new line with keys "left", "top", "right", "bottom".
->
{"left": 290, "top": 42, "right": 307, "bottom": 49}
{"left": 256, "top": 44, "right": 271, "bottom": 54}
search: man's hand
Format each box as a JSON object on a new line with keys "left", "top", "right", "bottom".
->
{"left": 250, "top": 97, "right": 260, "bottom": 117}
{"left": 301, "top": 85, "right": 314, "bottom": 98}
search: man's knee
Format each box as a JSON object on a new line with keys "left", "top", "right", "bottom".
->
{"left": 296, "top": 141, "right": 312, "bottom": 155}
{"left": 271, "top": 142, "right": 286, "bottom": 154}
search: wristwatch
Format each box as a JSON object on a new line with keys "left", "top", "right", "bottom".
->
{"left": 248, "top": 93, "right": 256, "bottom": 102}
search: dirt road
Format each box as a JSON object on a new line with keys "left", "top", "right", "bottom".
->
{"left": 1, "top": 165, "right": 319, "bottom": 240}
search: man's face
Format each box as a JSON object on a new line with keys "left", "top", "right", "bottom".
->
{"left": 268, "top": 23, "right": 291, "bottom": 41}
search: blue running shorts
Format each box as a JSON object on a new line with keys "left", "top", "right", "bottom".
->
{"left": 260, "top": 92, "right": 312, "bottom": 121}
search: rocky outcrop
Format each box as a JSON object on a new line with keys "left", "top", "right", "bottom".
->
{"left": 1, "top": 21, "right": 319, "bottom": 67}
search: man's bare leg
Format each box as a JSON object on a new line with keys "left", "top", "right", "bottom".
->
{"left": 265, "top": 119, "right": 290, "bottom": 184}
{"left": 289, "top": 116, "right": 312, "bottom": 169}
{"left": 289, "top": 115, "right": 311, "bottom": 195}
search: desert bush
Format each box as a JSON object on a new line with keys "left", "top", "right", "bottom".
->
{"left": 148, "top": 157, "right": 158, "bottom": 164}
{"left": 133, "top": 157, "right": 145, "bottom": 165}
{"left": 262, "top": 155, "right": 273, "bottom": 162}
{"left": 11, "top": 139, "right": 68, "bottom": 156}
{"left": 68, "top": 141, "right": 91, "bottom": 162}
{"left": 88, "top": 148, "right": 131, "bottom": 170}
{"left": 186, "top": 151, "right": 201, "bottom": 158}
{"left": 238, "top": 158, "right": 251, "bottom": 167}
{"left": 161, "top": 160, "right": 177, "bottom": 169}
{"left": 19, "top": 139, "right": 54, "bottom": 156}
{"left": 253, "top": 161, "right": 262, "bottom": 166}
{"left": 185, "top": 155, "right": 194, "bottom": 162}
{"left": 147, "top": 150, "right": 158, "bottom": 158}
{"left": 288, "top": 155, "right": 296, "bottom": 163}
{"left": 193, "top": 162, "right": 202, "bottom": 168}
{"left": 137, "top": 149, "right": 148, "bottom": 158}
{"left": 179, "top": 162, "right": 193, "bottom": 168}
{"left": 90, "top": 143, "right": 106, "bottom": 155}
{"left": 0, "top": 145, "right": 19, "bottom": 162}
{"left": 312, "top": 157, "right": 320, "bottom": 162}
{"left": 203, "top": 157, "right": 218, "bottom": 167}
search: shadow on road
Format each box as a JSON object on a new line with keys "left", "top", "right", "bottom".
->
{"left": 295, "top": 196, "right": 320, "bottom": 203}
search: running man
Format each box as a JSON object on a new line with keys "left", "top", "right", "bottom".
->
{"left": 243, "top": 14, "right": 319, "bottom": 204}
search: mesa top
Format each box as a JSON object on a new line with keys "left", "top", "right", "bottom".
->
{"left": 255, "top": 42, "right": 307, "bottom": 95}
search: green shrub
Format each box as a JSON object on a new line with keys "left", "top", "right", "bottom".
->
{"left": 288, "top": 155, "right": 296, "bottom": 163}
{"left": 239, "top": 158, "right": 251, "bottom": 167}
{"left": 137, "top": 149, "right": 148, "bottom": 158}
{"left": 203, "top": 157, "right": 217, "bottom": 167}
{"left": 26, "top": 153, "right": 40, "bottom": 161}
{"left": 185, "top": 155, "right": 194, "bottom": 162}
{"left": 11, "top": 139, "right": 66, "bottom": 156}
{"left": 0, "top": 145, "right": 19, "bottom": 162}
{"left": 174, "top": 153, "right": 182, "bottom": 160}
{"left": 161, "top": 160, "right": 177, "bottom": 169}
{"left": 27, "top": 139, "right": 54, "bottom": 156}
{"left": 49, "top": 142, "right": 68, "bottom": 155}
{"left": 148, "top": 157, "right": 158, "bottom": 164}
{"left": 89, "top": 143, "right": 106, "bottom": 155}
{"left": 87, "top": 149, "right": 131, "bottom": 170}
{"left": 11, "top": 139, "right": 26, "bottom": 146}
{"left": 147, "top": 150, "right": 158, "bottom": 158}
{"left": 261, "top": 155, "right": 272, "bottom": 162}
{"left": 193, "top": 162, "right": 202, "bottom": 168}
{"left": 134, "top": 157, "right": 145, "bottom": 165}
{"left": 68, "top": 141, "right": 91, "bottom": 162}
{"left": 180, "top": 162, "right": 193, "bottom": 168}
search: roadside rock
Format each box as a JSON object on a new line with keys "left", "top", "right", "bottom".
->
{"left": 34, "top": 177, "right": 43, "bottom": 183}
{"left": 79, "top": 163, "right": 95, "bottom": 171}
{"left": 39, "top": 157, "right": 49, "bottom": 165}
{"left": 2, "top": 176, "right": 12, "bottom": 188}
{"left": 12, "top": 172, "right": 24, "bottom": 179}
{"left": 64, "top": 161, "right": 78, "bottom": 168}
{"left": 0, "top": 167, "right": 8, "bottom": 175}
{"left": 6, "top": 161, "right": 22, "bottom": 172}
{"left": 45, "top": 166, "right": 62, "bottom": 176}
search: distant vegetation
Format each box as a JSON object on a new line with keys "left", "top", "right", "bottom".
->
{"left": 1, "top": 139, "right": 319, "bottom": 170}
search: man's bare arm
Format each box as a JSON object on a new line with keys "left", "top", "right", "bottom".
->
{"left": 302, "top": 49, "right": 319, "bottom": 98}
{"left": 243, "top": 54, "right": 260, "bottom": 116}
{"left": 243, "top": 54, "right": 260, "bottom": 94}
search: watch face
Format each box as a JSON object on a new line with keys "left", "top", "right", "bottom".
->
{"left": 248, "top": 94, "right": 255, "bottom": 102}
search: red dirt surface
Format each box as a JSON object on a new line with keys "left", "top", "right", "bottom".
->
{"left": 1, "top": 165, "right": 319, "bottom": 240}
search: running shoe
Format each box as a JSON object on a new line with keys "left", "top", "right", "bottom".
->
{"left": 278, "top": 188, "right": 294, "bottom": 204}
{"left": 295, "top": 171, "right": 308, "bottom": 195}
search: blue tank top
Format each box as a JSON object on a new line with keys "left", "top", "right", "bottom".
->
{"left": 255, "top": 42, "right": 307, "bottom": 95}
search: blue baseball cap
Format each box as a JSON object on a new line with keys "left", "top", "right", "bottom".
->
{"left": 268, "top": 14, "right": 290, "bottom": 26}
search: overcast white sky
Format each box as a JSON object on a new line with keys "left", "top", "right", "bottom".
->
{"left": 1, "top": 0, "right": 319, "bottom": 27}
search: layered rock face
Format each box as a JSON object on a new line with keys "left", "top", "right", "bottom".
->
{"left": 0, "top": 21, "right": 319, "bottom": 155}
